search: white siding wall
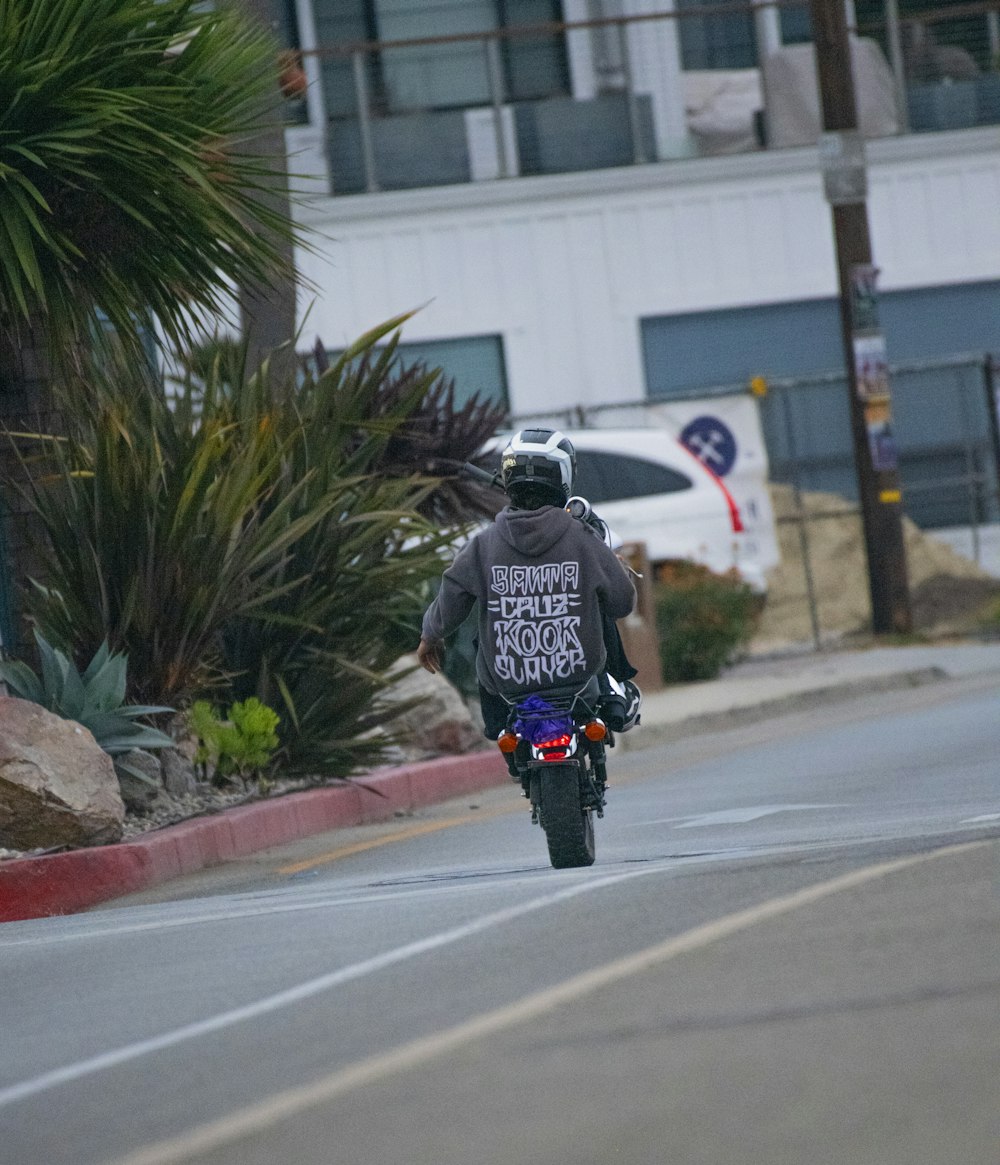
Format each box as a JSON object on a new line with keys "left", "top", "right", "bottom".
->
{"left": 294, "top": 128, "right": 1000, "bottom": 413}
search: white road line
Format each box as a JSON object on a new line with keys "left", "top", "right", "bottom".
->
{"left": 106, "top": 841, "right": 988, "bottom": 1165}
{"left": 0, "top": 874, "right": 564, "bottom": 948}
{"left": 0, "top": 866, "right": 659, "bottom": 1110}
{"left": 960, "top": 813, "right": 1000, "bottom": 825}
{"left": 629, "top": 804, "right": 848, "bottom": 829}
{"left": 672, "top": 804, "right": 847, "bottom": 829}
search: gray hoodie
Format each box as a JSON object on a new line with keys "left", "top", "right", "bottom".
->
{"left": 422, "top": 505, "right": 636, "bottom": 697}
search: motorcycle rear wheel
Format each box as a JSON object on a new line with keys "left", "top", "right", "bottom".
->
{"left": 531, "top": 764, "right": 596, "bottom": 868}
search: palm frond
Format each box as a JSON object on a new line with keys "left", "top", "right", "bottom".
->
{"left": 0, "top": 0, "right": 307, "bottom": 360}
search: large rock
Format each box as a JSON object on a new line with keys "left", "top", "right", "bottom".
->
{"left": 381, "top": 656, "right": 485, "bottom": 757}
{"left": 116, "top": 748, "right": 163, "bottom": 814}
{"left": 0, "top": 698, "right": 125, "bottom": 849}
{"left": 161, "top": 747, "right": 198, "bottom": 797}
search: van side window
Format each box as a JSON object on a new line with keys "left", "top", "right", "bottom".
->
{"left": 575, "top": 451, "right": 692, "bottom": 503}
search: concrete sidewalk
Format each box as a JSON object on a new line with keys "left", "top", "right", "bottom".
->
{"left": 4, "top": 640, "right": 1000, "bottom": 922}
{"left": 620, "top": 640, "right": 1000, "bottom": 748}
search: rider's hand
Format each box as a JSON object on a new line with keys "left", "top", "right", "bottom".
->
{"left": 417, "top": 637, "right": 443, "bottom": 673}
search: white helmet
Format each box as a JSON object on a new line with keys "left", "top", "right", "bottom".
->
{"left": 500, "top": 429, "right": 577, "bottom": 504}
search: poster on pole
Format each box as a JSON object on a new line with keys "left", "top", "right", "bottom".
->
{"left": 853, "top": 333, "right": 890, "bottom": 401}
{"left": 849, "top": 264, "right": 881, "bottom": 332}
{"left": 864, "top": 399, "right": 898, "bottom": 472}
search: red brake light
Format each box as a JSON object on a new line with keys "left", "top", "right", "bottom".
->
{"left": 535, "top": 732, "right": 573, "bottom": 761}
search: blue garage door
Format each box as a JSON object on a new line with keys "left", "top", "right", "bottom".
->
{"left": 641, "top": 281, "right": 1000, "bottom": 527}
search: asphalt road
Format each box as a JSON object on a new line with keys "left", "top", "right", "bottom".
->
{"left": 1, "top": 675, "right": 999, "bottom": 1165}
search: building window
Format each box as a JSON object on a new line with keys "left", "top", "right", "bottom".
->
{"left": 275, "top": 0, "right": 302, "bottom": 49}
{"left": 314, "top": 0, "right": 569, "bottom": 120}
{"left": 324, "top": 334, "right": 509, "bottom": 413}
{"left": 677, "top": 0, "right": 812, "bottom": 70}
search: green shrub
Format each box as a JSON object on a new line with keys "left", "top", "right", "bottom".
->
{"left": 190, "top": 697, "right": 280, "bottom": 784}
{"left": 5, "top": 315, "right": 504, "bottom": 779}
{"left": 0, "top": 631, "right": 173, "bottom": 785}
{"left": 653, "top": 561, "right": 761, "bottom": 683}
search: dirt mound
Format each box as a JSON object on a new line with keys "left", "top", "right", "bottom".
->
{"left": 752, "top": 484, "right": 1000, "bottom": 651}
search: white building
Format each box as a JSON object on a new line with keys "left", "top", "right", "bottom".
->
{"left": 279, "top": 0, "right": 1000, "bottom": 529}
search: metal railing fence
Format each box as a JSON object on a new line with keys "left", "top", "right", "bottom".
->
{"left": 299, "top": 1, "right": 1000, "bottom": 195}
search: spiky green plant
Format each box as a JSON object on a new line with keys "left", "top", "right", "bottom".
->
{"left": 206, "top": 325, "right": 503, "bottom": 774}
{"left": 0, "top": 631, "right": 173, "bottom": 784}
{"left": 6, "top": 317, "right": 504, "bottom": 777}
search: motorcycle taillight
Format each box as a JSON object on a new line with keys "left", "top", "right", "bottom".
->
{"left": 534, "top": 733, "right": 574, "bottom": 761}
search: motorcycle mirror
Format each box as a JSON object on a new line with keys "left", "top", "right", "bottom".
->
{"left": 566, "top": 496, "right": 592, "bottom": 521}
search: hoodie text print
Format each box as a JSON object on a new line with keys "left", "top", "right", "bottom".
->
{"left": 421, "top": 504, "right": 635, "bottom": 697}
{"left": 490, "top": 563, "right": 585, "bottom": 686}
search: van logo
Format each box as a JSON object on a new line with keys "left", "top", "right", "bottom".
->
{"left": 680, "top": 416, "right": 737, "bottom": 477}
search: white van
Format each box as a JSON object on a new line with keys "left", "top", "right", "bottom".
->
{"left": 482, "top": 428, "right": 777, "bottom": 592}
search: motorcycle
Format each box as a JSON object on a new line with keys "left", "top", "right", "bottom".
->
{"left": 461, "top": 462, "right": 631, "bottom": 869}
{"left": 497, "top": 676, "right": 613, "bottom": 868}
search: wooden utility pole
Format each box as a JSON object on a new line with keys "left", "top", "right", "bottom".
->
{"left": 810, "top": 0, "right": 912, "bottom": 634}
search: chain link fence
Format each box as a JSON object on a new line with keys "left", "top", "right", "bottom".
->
{"left": 511, "top": 352, "right": 1000, "bottom": 650}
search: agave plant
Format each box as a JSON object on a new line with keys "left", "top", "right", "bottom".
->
{"left": 0, "top": 632, "right": 173, "bottom": 784}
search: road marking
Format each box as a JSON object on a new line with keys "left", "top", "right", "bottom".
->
{"left": 0, "top": 866, "right": 660, "bottom": 1111}
{"left": 636, "top": 804, "right": 847, "bottom": 829}
{"left": 960, "top": 813, "right": 1000, "bottom": 825}
{"left": 674, "top": 804, "right": 847, "bottom": 828}
{"left": 0, "top": 878, "right": 547, "bottom": 948}
{"left": 277, "top": 806, "right": 517, "bottom": 875}
{"left": 105, "top": 841, "right": 988, "bottom": 1165}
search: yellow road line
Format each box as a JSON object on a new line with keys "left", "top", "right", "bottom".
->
{"left": 276, "top": 805, "right": 520, "bottom": 876}
{"left": 112, "top": 840, "right": 989, "bottom": 1165}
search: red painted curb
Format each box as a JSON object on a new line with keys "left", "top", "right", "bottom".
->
{"left": 0, "top": 750, "right": 508, "bottom": 924}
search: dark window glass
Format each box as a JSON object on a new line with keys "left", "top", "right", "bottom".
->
{"left": 315, "top": 0, "right": 377, "bottom": 119}
{"left": 677, "top": 0, "right": 755, "bottom": 69}
{"left": 322, "top": 334, "right": 509, "bottom": 412}
{"left": 275, "top": 0, "right": 301, "bottom": 48}
{"left": 574, "top": 450, "right": 691, "bottom": 503}
{"left": 314, "top": 0, "right": 568, "bottom": 118}
{"left": 499, "top": 0, "right": 570, "bottom": 102}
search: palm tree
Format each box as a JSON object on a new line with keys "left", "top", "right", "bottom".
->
{"left": 0, "top": 0, "right": 304, "bottom": 643}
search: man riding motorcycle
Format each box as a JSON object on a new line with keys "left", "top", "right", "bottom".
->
{"left": 417, "top": 428, "right": 642, "bottom": 769}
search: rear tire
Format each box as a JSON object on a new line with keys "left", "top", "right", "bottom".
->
{"left": 532, "top": 764, "right": 596, "bottom": 868}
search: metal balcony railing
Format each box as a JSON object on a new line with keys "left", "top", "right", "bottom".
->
{"left": 298, "top": 1, "right": 1000, "bottom": 195}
